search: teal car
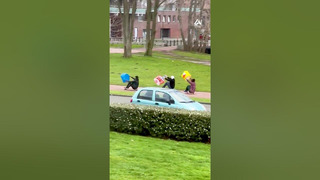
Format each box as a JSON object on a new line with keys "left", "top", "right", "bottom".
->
{"left": 130, "top": 87, "right": 206, "bottom": 111}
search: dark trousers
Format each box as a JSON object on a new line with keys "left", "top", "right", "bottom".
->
{"left": 162, "top": 82, "right": 172, "bottom": 89}
{"left": 126, "top": 81, "right": 133, "bottom": 89}
{"left": 185, "top": 85, "right": 191, "bottom": 92}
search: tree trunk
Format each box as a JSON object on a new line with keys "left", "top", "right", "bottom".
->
{"left": 149, "top": 0, "right": 161, "bottom": 56}
{"left": 194, "top": 0, "right": 205, "bottom": 52}
{"left": 119, "top": 0, "right": 137, "bottom": 58}
{"left": 128, "top": 0, "right": 137, "bottom": 57}
{"left": 187, "top": 0, "right": 195, "bottom": 51}
{"left": 144, "top": 0, "right": 152, "bottom": 56}
{"left": 145, "top": 0, "right": 164, "bottom": 56}
{"left": 177, "top": 0, "right": 187, "bottom": 50}
{"left": 193, "top": 0, "right": 199, "bottom": 51}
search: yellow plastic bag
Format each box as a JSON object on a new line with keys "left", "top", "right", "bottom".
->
{"left": 181, "top": 71, "right": 191, "bottom": 80}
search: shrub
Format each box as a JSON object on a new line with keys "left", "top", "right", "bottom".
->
{"left": 110, "top": 103, "right": 211, "bottom": 143}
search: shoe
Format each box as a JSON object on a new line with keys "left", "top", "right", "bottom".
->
{"left": 124, "top": 88, "right": 128, "bottom": 90}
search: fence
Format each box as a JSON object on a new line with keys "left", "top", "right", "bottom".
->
{"left": 109, "top": 37, "right": 190, "bottom": 47}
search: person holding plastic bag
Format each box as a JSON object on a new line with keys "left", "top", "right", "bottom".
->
{"left": 184, "top": 77, "right": 196, "bottom": 94}
{"left": 162, "top": 75, "right": 175, "bottom": 89}
{"left": 125, "top": 76, "right": 139, "bottom": 90}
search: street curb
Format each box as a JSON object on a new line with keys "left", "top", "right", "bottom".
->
{"left": 109, "top": 94, "right": 211, "bottom": 105}
{"left": 110, "top": 94, "right": 132, "bottom": 97}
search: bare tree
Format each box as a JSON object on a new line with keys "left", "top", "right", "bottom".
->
{"left": 193, "top": 0, "right": 205, "bottom": 51}
{"left": 144, "top": 0, "right": 167, "bottom": 56}
{"left": 199, "top": 5, "right": 210, "bottom": 52}
{"left": 144, "top": 0, "right": 152, "bottom": 56}
{"left": 117, "top": 0, "right": 137, "bottom": 58}
{"left": 176, "top": 0, "right": 210, "bottom": 52}
{"left": 176, "top": 0, "right": 194, "bottom": 51}
{"left": 187, "top": 0, "right": 195, "bottom": 51}
{"left": 110, "top": 14, "right": 122, "bottom": 38}
{"left": 196, "top": 0, "right": 210, "bottom": 52}
{"left": 177, "top": 0, "right": 187, "bottom": 50}
{"left": 192, "top": 0, "right": 200, "bottom": 51}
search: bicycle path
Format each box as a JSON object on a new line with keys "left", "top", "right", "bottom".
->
{"left": 110, "top": 46, "right": 178, "bottom": 54}
{"left": 110, "top": 84, "right": 210, "bottom": 99}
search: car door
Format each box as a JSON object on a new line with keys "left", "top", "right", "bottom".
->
{"left": 154, "top": 91, "right": 177, "bottom": 108}
{"left": 135, "top": 89, "right": 154, "bottom": 106}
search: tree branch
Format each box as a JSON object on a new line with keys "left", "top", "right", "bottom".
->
{"left": 159, "top": 0, "right": 167, "bottom": 6}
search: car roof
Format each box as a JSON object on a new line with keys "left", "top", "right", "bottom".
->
{"left": 139, "top": 87, "right": 177, "bottom": 92}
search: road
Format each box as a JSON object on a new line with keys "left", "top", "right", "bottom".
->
{"left": 110, "top": 95, "right": 211, "bottom": 111}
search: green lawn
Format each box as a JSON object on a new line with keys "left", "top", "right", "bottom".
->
{"left": 171, "top": 50, "right": 211, "bottom": 61}
{"left": 110, "top": 131, "right": 210, "bottom": 180}
{"left": 110, "top": 90, "right": 210, "bottom": 103}
{"left": 110, "top": 90, "right": 135, "bottom": 96}
{"left": 110, "top": 53, "right": 211, "bottom": 92}
{"left": 110, "top": 43, "right": 144, "bottom": 49}
{"left": 150, "top": 51, "right": 210, "bottom": 62}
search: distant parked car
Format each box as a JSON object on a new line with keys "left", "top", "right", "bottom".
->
{"left": 130, "top": 87, "right": 206, "bottom": 111}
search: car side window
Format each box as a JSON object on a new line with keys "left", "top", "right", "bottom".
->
{"left": 137, "top": 90, "right": 153, "bottom": 101}
{"left": 155, "top": 91, "right": 175, "bottom": 104}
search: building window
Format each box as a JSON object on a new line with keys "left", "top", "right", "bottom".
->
{"left": 162, "top": 15, "right": 166, "bottom": 22}
{"left": 138, "top": 15, "right": 145, "bottom": 22}
{"left": 143, "top": 29, "right": 152, "bottom": 39}
{"left": 157, "top": 15, "right": 161, "bottom": 22}
{"left": 168, "top": 15, "right": 171, "bottom": 23}
{"left": 172, "top": 15, "right": 176, "bottom": 22}
{"left": 161, "top": 28, "right": 170, "bottom": 38}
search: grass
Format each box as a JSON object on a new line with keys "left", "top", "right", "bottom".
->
{"left": 171, "top": 50, "right": 211, "bottom": 61}
{"left": 110, "top": 43, "right": 144, "bottom": 49}
{"left": 110, "top": 131, "right": 210, "bottom": 180}
{"left": 189, "top": 97, "right": 210, "bottom": 103}
{"left": 150, "top": 51, "right": 210, "bottom": 62}
{"left": 110, "top": 90, "right": 210, "bottom": 103}
{"left": 110, "top": 53, "right": 211, "bottom": 92}
{"left": 110, "top": 90, "right": 135, "bottom": 96}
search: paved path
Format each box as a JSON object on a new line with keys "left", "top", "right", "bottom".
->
{"left": 110, "top": 46, "right": 210, "bottom": 66}
{"left": 110, "top": 95, "right": 211, "bottom": 111}
{"left": 110, "top": 84, "right": 210, "bottom": 99}
{"left": 110, "top": 46, "right": 178, "bottom": 54}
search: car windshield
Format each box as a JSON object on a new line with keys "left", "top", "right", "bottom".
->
{"left": 170, "top": 90, "right": 194, "bottom": 103}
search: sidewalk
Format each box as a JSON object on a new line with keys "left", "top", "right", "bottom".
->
{"left": 110, "top": 84, "right": 210, "bottom": 99}
{"left": 110, "top": 46, "right": 178, "bottom": 54}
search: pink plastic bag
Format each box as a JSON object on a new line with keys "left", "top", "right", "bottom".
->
{"left": 154, "top": 76, "right": 165, "bottom": 86}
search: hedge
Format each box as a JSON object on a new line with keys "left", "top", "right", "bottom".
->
{"left": 110, "top": 103, "right": 211, "bottom": 143}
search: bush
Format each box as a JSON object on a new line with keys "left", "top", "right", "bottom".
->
{"left": 110, "top": 103, "right": 211, "bottom": 143}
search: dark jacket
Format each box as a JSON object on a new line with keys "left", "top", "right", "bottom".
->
{"left": 131, "top": 76, "right": 139, "bottom": 89}
{"left": 165, "top": 77, "right": 175, "bottom": 89}
{"left": 187, "top": 79, "right": 196, "bottom": 93}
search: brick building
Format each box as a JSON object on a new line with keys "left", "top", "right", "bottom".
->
{"left": 109, "top": 0, "right": 210, "bottom": 40}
